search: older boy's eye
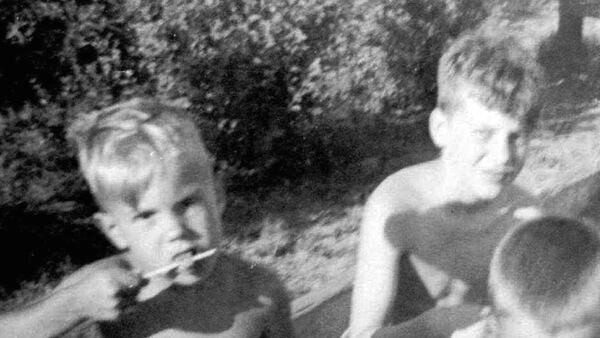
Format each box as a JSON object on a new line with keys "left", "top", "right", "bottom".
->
{"left": 508, "top": 132, "right": 524, "bottom": 146}
{"left": 135, "top": 210, "right": 156, "bottom": 220}
{"left": 176, "top": 196, "right": 202, "bottom": 213}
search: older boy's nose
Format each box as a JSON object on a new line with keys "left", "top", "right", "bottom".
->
{"left": 489, "top": 136, "right": 515, "bottom": 166}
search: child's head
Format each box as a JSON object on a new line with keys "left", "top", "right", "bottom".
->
{"left": 488, "top": 216, "right": 600, "bottom": 338}
{"left": 437, "top": 31, "right": 543, "bottom": 131}
{"left": 69, "top": 98, "right": 223, "bottom": 284}
{"left": 429, "top": 31, "right": 544, "bottom": 201}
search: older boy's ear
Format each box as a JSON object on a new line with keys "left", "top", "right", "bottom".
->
{"left": 429, "top": 108, "right": 450, "bottom": 148}
{"left": 93, "top": 212, "right": 129, "bottom": 250}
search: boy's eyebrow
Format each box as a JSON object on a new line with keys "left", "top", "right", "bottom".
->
{"left": 175, "top": 186, "right": 205, "bottom": 205}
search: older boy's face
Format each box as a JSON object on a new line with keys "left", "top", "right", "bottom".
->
{"left": 440, "top": 95, "right": 529, "bottom": 201}
{"left": 102, "top": 157, "right": 222, "bottom": 285}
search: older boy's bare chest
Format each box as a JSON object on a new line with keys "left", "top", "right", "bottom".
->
{"left": 407, "top": 204, "right": 520, "bottom": 298}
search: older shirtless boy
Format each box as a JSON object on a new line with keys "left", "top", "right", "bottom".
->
{"left": 0, "top": 99, "right": 294, "bottom": 337}
{"left": 347, "top": 31, "right": 545, "bottom": 338}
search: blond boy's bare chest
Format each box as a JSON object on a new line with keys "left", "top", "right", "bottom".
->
{"left": 416, "top": 213, "right": 509, "bottom": 275}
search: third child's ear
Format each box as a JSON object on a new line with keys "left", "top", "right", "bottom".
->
{"left": 429, "top": 108, "right": 450, "bottom": 148}
{"left": 93, "top": 212, "right": 129, "bottom": 250}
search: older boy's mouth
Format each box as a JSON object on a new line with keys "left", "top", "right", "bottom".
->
{"left": 482, "top": 169, "right": 515, "bottom": 182}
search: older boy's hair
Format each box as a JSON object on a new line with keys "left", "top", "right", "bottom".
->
{"left": 437, "top": 31, "right": 544, "bottom": 131}
{"left": 489, "top": 216, "right": 600, "bottom": 334}
{"left": 68, "top": 98, "right": 215, "bottom": 210}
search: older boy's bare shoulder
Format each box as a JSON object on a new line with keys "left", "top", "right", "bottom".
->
{"left": 361, "top": 161, "right": 441, "bottom": 252}
{"left": 370, "top": 160, "right": 440, "bottom": 213}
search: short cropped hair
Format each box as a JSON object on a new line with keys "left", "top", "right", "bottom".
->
{"left": 489, "top": 216, "right": 600, "bottom": 335}
{"left": 437, "top": 31, "right": 544, "bottom": 131}
{"left": 69, "top": 98, "right": 215, "bottom": 211}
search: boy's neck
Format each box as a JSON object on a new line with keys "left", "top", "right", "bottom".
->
{"left": 435, "top": 160, "right": 506, "bottom": 210}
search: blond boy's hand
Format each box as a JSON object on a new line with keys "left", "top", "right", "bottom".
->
{"left": 56, "top": 259, "right": 144, "bottom": 321}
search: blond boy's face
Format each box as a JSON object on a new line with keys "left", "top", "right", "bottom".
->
{"left": 99, "top": 157, "right": 222, "bottom": 285}
{"left": 436, "top": 94, "right": 529, "bottom": 202}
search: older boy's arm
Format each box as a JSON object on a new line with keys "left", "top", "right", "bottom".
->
{"left": 371, "top": 303, "right": 484, "bottom": 338}
{"left": 348, "top": 193, "right": 404, "bottom": 338}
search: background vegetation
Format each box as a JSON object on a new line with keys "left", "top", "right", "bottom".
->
{"left": 0, "top": 0, "right": 559, "bottom": 298}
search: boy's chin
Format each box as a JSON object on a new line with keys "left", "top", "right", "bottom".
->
{"left": 470, "top": 183, "right": 505, "bottom": 202}
{"left": 172, "top": 258, "right": 216, "bottom": 285}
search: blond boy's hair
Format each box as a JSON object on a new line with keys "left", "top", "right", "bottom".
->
{"left": 489, "top": 216, "right": 600, "bottom": 335}
{"left": 437, "top": 31, "right": 544, "bottom": 131}
{"left": 69, "top": 98, "right": 216, "bottom": 211}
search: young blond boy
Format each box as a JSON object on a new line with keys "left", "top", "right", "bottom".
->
{"left": 0, "top": 99, "right": 294, "bottom": 337}
{"left": 452, "top": 216, "right": 600, "bottom": 338}
{"left": 347, "top": 31, "right": 545, "bottom": 338}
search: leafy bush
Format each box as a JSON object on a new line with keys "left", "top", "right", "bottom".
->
{"left": 0, "top": 0, "right": 144, "bottom": 109}
{"left": 301, "top": 0, "right": 488, "bottom": 119}
{"left": 129, "top": 0, "right": 351, "bottom": 186}
{"left": 128, "top": 0, "right": 487, "bottom": 186}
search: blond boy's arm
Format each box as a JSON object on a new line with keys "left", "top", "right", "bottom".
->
{"left": 0, "top": 258, "right": 142, "bottom": 338}
{"left": 347, "top": 188, "right": 405, "bottom": 338}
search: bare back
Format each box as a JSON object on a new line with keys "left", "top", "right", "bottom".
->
{"left": 349, "top": 160, "right": 540, "bottom": 336}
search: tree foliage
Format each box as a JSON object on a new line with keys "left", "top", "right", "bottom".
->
{"left": 0, "top": 0, "right": 145, "bottom": 109}
{"left": 128, "top": 0, "right": 352, "bottom": 185}
{"left": 301, "top": 0, "right": 488, "bottom": 119}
